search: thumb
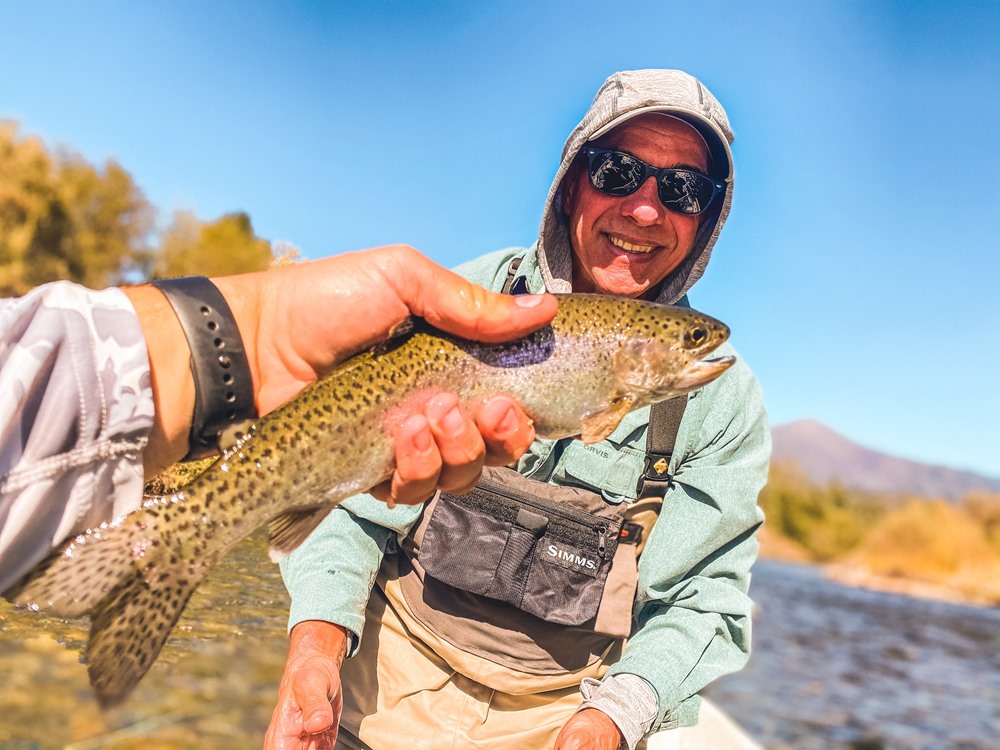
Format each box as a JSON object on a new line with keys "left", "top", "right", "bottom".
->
{"left": 391, "top": 250, "right": 558, "bottom": 343}
{"left": 292, "top": 663, "right": 338, "bottom": 735}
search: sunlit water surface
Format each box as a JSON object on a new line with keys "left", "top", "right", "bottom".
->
{"left": 707, "top": 560, "right": 1000, "bottom": 750}
{"left": 1, "top": 544, "right": 997, "bottom": 749}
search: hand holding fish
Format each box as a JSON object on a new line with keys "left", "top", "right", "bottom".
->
{"left": 126, "top": 243, "right": 558, "bottom": 482}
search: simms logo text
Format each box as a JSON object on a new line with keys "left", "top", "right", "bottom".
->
{"left": 546, "top": 544, "right": 597, "bottom": 570}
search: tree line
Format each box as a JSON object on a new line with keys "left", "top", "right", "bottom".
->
{"left": 760, "top": 461, "right": 1000, "bottom": 604}
{"left": 0, "top": 121, "right": 283, "bottom": 296}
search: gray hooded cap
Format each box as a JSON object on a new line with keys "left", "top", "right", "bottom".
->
{"left": 537, "top": 69, "right": 734, "bottom": 305}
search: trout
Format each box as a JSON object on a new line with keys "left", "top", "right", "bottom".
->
{"left": 4, "top": 294, "right": 735, "bottom": 707}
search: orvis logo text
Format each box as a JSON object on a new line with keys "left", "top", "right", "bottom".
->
{"left": 546, "top": 544, "right": 597, "bottom": 571}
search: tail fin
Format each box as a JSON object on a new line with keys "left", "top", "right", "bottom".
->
{"left": 85, "top": 561, "right": 204, "bottom": 708}
{"left": 6, "top": 514, "right": 158, "bottom": 618}
{"left": 7, "top": 506, "right": 213, "bottom": 708}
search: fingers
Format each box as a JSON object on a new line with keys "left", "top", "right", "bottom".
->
{"left": 293, "top": 663, "right": 340, "bottom": 736}
{"left": 264, "top": 695, "right": 303, "bottom": 750}
{"left": 476, "top": 395, "right": 537, "bottom": 467}
{"left": 424, "top": 393, "right": 486, "bottom": 494}
{"left": 376, "top": 393, "right": 536, "bottom": 506}
{"left": 375, "top": 394, "right": 485, "bottom": 505}
{"left": 386, "top": 247, "right": 558, "bottom": 343}
{"left": 370, "top": 414, "right": 442, "bottom": 507}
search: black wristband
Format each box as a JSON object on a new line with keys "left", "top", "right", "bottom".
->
{"left": 150, "top": 276, "right": 257, "bottom": 460}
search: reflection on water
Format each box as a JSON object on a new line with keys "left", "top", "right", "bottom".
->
{"left": 706, "top": 560, "right": 1000, "bottom": 750}
{"left": 2, "top": 544, "right": 998, "bottom": 749}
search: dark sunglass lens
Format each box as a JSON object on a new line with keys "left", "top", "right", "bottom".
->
{"left": 590, "top": 151, "right": 644, "bottom": 195}
{"left": 659, "top": 171, "right": 716, "bottom": 214}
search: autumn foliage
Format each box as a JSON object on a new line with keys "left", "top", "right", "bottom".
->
{"left": 760, "top": 461, "right": 1000, "bottom": 604}
{"left": 0, "top": 122, "right": 279, "bottom": 295}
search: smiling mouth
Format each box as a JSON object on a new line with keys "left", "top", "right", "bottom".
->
{"left": 608, "top": 234, "right": 656, "bottom": 254}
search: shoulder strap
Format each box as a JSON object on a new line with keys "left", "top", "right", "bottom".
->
{"left": 635, "top": 397, "right": 687, "bottom": 499}
{"left": 501, "top": 256, "right": 529, "bottom": 295}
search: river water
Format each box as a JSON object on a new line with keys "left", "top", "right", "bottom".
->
{"left": 706, "top": 560, "right": 1000, "bottom": 750}
{"left": 0, "top": 542, "right": 997, "bottom": 749}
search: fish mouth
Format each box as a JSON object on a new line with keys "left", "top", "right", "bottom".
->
{"left": 676, "top": 355, "right": 736, "bottom": 391}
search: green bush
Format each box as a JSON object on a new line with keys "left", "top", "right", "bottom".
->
{"left": 759, "top": 462, "right": 885, "bottom": 562}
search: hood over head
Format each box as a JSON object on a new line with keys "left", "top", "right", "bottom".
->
{"left": 537, "top": 69, "right": 734, "bottom": 304}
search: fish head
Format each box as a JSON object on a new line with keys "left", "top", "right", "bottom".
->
{"left": 614, "top": 304, "right": 735, "bottom": 404}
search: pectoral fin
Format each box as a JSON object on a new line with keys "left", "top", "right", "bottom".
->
{"left": 267, "top": 505, "right": 337, "bottom": 562}
{"left": 580, "top": 396, "right": 635, "bottom": 444}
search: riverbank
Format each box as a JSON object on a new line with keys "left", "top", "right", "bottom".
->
{"left": 757, "top": 525, "right": 1000, "bottom": 608}
{"left": 822, "top": 562, "right": 1000, "bottom": 608}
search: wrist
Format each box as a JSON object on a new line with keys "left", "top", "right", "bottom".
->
{"left": 148, "top": 276, "right": 257, "bottom": 460}
{"left": 289, "top": 620, "right": 351, "bottom": 668}
{"left": 210, "top": 273, "right": 264, "bottom": 412}
{"left": 579, "top": 675, "right": 657, "bottom": 750}
{"left": 124, "top": 284, "right": 196, "bottom": 476}
{"left": 213, "top": 269, "right": 319, "bottom": 417}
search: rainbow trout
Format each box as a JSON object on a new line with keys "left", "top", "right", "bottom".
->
{"left": 4, "top": 294, "right": 734, "bottom": 707}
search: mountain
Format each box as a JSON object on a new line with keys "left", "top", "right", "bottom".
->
{"left": 770, "top": 420, "right": 1000, "bottom": 501}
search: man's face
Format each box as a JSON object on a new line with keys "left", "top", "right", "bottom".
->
{"left": 562, "top": 114, "right": 712, "bottom": 298}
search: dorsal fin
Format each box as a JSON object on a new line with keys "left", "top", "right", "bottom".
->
{"left": 371, "top": 315, "right": 424, "bottom": 357}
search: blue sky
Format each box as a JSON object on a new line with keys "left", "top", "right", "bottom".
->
{"left": 2, "top": 1, "right": 998, "bottom": 477}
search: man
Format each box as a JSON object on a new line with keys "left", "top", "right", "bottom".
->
{"left": 267, "top": 69, "right": 770, "bottom": 750}
{"left": 0, "top": 245, "right": 556, "bottom": 591}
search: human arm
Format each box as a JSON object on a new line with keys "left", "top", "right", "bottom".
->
{"left": 0, "top": 245, "right": 553, "bottom": 592}
{"left": 0, "top": 282, "right": 153, "bottom": 592}
{"left": 127, "top": 244, "right": 556, "bottom": 478}
{"left": 264, "top": 619, "right": 351, "bottom": 750}
{"left": 538, "top": 349, "right": 767, "bottom": 746}
{"left": 603, "top": 354, "right": 769, "bottom": 733}
{"left": 266, "top": 497, "right": 420, "bottom": 748}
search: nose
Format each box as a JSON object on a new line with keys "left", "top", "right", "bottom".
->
{"left": 620, "top": 177, "right": 662, "bottom": 226}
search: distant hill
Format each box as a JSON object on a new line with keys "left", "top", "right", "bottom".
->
{"left": 770, "top": 420, "right": 1000, "bottom": 501}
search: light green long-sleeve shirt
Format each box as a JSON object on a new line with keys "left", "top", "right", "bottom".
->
{"left": 280, "top": 245, "right": 770, "bottom": 731}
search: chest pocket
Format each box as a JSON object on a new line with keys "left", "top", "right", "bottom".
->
{"left": 555, "top": 439, "right": 646, "bottom": 501}
{"left": 418, "top": 466, "right": 624, "bottom": 629}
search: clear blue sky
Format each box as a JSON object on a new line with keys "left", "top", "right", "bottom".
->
{"left": 2, "top": 1, "right": 998, "bottom": 477}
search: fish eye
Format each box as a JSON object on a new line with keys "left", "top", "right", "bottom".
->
{"left": 684, "top": 326, "right": 708, "bottom": 348}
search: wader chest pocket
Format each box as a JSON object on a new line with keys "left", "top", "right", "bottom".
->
{"left": 418, "top": 471, "right": 622, "bottom": 627}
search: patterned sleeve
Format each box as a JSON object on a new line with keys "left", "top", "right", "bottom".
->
{"left": 0, "top": 281, "right": 155, "bottom": 592}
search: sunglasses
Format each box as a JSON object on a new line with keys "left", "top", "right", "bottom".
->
{"left": 583, "top": 147, "right": 725, "bottom": 215}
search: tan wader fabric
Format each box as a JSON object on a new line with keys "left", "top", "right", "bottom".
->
{"left": 333, "top": 495, "right": 670, "bottom": 750}
{"left": 335, "top": 562, "right": 620, "bottom": 750}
